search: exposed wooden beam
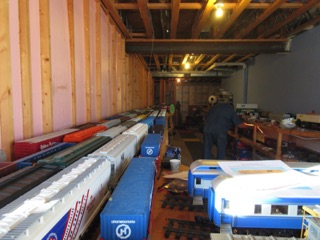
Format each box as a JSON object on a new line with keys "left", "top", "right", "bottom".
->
{"left": 130, "top": 33, "right": 147, "bottom": 38}
{"left": 237, "top": 0, "right": 287, "bottom": 38}
{"left": 170, "top": 0, "right": 180, "bottom": 39}
{"left": 114, "top": 3, "right": 202, "bottom": 10}
{"left": 153, "top": 54, "right": 161, "bottom": 71}
{"left": 284, "top": 15, "right": 320, "bottom": 38}
{"left": 181, "top": 54, "right": 190, "bottom": 64}
{"left": 101, "top": 0, "right": 132, "bottom": 39}
{"left": 113, "top": 2, "right": 308, "bottom": 10}
{"left": 137, "top": 0, "right": 154, "bottom": 38}
{"left": 215, "top": 0, "right": 252, "bottom": 39}
{"left": 261, "top": 0, "right": 320, "bottom": 38}
{"left": 190, "top": 54, "right": 205, "bottom": 70}
{"left": 236, "top": 54, "right": 254, "bottom": 62}
{"left": 202, "top": 54, "right": 220, "bottom": 71}
{"left": 222, "top": 54, "right": 237, "bottom": 63}
{"left": 168, "top": 54, "right": 173, "bottom": 71}
{"left": 192, "top": 0, "right": 216, "bottom": 38}
{"left": 137, "top": 54, "right": 148, "bottom": 69}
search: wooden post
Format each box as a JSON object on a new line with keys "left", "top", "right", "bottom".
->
{"left": 0, "top": 0, "right": 14, "bottom": 160}
{"left": 276, "top": 131, "right": 283, "bottom": 159}
{"left": 83, "top": 0, "right": 91, "bottom": 122}
{"left": 39, "top": 0, "right": 53, "bottom": 133}
{"left": 19, "top": 0, "right": 33, "bottom": 138}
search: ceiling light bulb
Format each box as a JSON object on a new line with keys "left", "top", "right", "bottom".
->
{"left": 185, "top": 63, "right": 190, "bottom": 69}
{"left": 176, "top": 78, "right": 181, "bottom": 83}
{"left": 216, "top": 7, "right": 223, "bottom": 17}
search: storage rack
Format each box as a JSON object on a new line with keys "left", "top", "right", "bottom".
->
{"left": 228, "top": 123, "right": 320, "bottom": 161}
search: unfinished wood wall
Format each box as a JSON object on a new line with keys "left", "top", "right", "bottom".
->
{"left": 0, "top": 0, "right": 153, "bottom": 161}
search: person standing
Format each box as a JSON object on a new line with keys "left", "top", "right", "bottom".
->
{"left": 203, "top": 100, "right": 242, "bottom": 160}
{"left": 175, "top": 101, "right": 182, "bottom": 127}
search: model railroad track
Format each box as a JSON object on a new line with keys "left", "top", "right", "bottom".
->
{"left": 0, "top": 164, "right": 60, "bottom": 208}
{"left": 163, "top": 218, "right": 219, "bottom": 240}
{"left": 233, "top": 227, "right": 301, "bottom": 238}
{"left": 161, "top": 194, "right": 208, "bottom": 212}
{"left": 39, "top": 136, "right": 111, "bottom": 168}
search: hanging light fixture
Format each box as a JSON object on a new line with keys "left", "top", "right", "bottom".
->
{"left": 215, "top": 2, "right": 224, "bottom": 18}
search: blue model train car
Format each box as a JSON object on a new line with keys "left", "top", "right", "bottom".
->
{"left": 188, "top": 160, "right": 320, "bottom": 199}
{"left": 140, "top": 133, "right": 162, "bottom": 157}
{"left": 155, "top": 109, "right": 166, "bottom": 127}
{"left": 188, "top": 160, "right": 223, "bottom": 198}
{"left": 207, "top": 164, "right": 320, "bottom": 233}
{"left": 140, "top": 116, "right": 155, "bottom": 130}
{"left": 100, "top": 157, "right": 156, "bottom": 240}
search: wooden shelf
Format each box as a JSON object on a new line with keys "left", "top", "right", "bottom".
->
{"left": 229, "top": 123, "right": 320, "bottom": 161}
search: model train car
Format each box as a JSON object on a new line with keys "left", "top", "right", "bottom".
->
{"left": 0, "top": 156, "right": 112, "bottom": 239}
{"left": 100, "top": 157, "right": 156, "bottom": 240}
{"left": 188, "top": 159, "right": 224, "bottom": 198}
{"left": 188, "top": 160, "right": 320, "bottom": 199}
{"left": 204, "top": 161, "right": 320, "bottom": 237}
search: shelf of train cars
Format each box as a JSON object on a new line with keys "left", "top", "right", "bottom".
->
{"left": 14, "top": 142, "right": 76, "bottom": 169}
{"left": 39, "top": 136, "right": 112, "bottom": 168}
{"left": 63, "top": 125, "right": 107, "bottom": 143}
{"left": 13, "top": 128, "right": 78, "bottom": 160}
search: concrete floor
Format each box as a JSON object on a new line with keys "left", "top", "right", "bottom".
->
{"left": 169, "top": 128, "right": 204, "bottom": 167}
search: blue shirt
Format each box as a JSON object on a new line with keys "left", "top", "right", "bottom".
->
{"left": 203, "top": 103, "right": 242, "bottom": 134}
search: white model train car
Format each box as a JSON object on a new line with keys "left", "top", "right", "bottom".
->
{"left": 208, "top": 163, "right": 320, "bottom": 235}
{"left": 0, "top": 156, "right": 112, "bottom": 239}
